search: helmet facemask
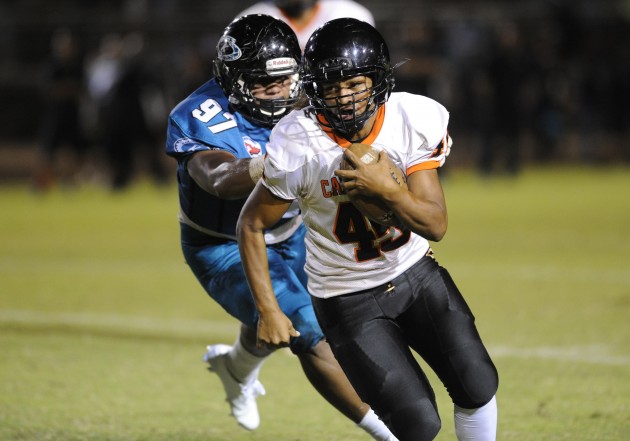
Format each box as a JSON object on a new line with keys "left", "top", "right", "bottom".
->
{"left": 306, "top": 68, "right": 392, "bottom": 140}
{"left": 227, "top": 68, "right": 301, "bottom": 127}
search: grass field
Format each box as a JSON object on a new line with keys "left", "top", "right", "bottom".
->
{"left": 1, "top": 165, "right": 629, "bottom": 440}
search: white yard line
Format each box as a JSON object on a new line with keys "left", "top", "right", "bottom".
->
{"left": 1, "top": 309, "right": 628, "bottom": 365}
{"left": 0, "top": 309, "right": 239, "bottom": 338}
{"left": 489, "top": 345, "right": 630, "bottom": 366}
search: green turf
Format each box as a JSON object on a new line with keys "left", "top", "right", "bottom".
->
{"left": 1, "top": 166, "right": 629, "bottom": 440}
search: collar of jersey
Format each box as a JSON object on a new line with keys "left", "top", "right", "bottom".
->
{"left": 317, "top": 104, "right": 386, "bottom": 148}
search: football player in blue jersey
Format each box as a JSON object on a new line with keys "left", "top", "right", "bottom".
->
{"left": 165, "top": 14, "right": 396, "bottom": 440}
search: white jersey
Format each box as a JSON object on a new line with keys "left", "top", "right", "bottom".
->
{"left": 236, "top": 0, "right": 375, "bottom": 49}
{"left": 262, "top": 92, "right": 451, "bottom": 298}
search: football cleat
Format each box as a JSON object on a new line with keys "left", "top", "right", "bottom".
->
{"left": 203, "top": 344, "right": 266, "bottom": 430}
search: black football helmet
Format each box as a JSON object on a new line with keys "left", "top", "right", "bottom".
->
{"left": 213, "top": 14, "right": 301, "bottom": 127}
{"left": 302, "top": 18, "right": 395, "bottom": 139}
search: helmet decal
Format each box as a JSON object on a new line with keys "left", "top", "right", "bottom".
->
{"left": 266, "top": 57, "right": 298, "bottom": 75}
{"left": 216, "top": 36, "right": 242, "bottom": 62}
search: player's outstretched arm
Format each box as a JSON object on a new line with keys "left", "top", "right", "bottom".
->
{"left": 236, "top": 182, "right": 299, "bottom": 347}
{"left": 187, "top": 150, "right": 261, "bottom": 200}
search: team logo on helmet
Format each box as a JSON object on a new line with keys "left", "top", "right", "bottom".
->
{"left": 217, "top": 35, "right": 242, "bottom": 61}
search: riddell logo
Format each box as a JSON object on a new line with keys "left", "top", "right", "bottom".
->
{"left": 266, "top": 58, "right": 296, "bottom": 70}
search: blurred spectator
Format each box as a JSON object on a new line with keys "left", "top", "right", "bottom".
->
{"left": 171, "top": 47, "right": 212, "bottom": 103}
{"left": 478, "top": 22, "right": 530, "bottom": 176}
{"left": 236, "top": 0, "right": 375, "bottom": 49}
{"left": 87, "top": 32, "right": 169, "bottom": 190}
{"left": 576, "top": 13, "right": 630, "bottom": 162}
{"left": 33, "top": 28, "right": 89, "bottom": 192}
{"left": 393, "top": 20, "right": 445, "bottom": 98}
{"left": 1, "top": 0, "right": 629, "bottom": 179}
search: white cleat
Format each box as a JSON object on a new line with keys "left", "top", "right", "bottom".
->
{"left": 203, "top": 344, "right": 266, "bottom": 431}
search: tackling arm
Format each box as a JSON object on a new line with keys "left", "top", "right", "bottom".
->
{"left": 187, "top": 150, "right": 262, "bottom": 200}
{"left": 236, "top": 182, "right": 300, "bottom": 347}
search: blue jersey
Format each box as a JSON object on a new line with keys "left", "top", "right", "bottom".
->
{"left": 169, "top": 80, "right": 320, "bottom": 354}
{"left": 166, "top": 79, "right": 273, "bottom": 237}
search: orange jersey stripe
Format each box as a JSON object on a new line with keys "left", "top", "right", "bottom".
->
{"left": 407, "top": 160, "right": 440, "bottom": 175}
{"left": 320, "top": 105, "right": 386, "bottom": 147}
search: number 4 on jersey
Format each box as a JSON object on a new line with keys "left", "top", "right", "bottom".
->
{"left": 334, "top": 202, "right": 410, "bottom": 262}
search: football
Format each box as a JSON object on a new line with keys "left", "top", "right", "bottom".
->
{"left": 340, "top": 143, "right": 407, "bottom": 226}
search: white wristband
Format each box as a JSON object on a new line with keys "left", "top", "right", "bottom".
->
{"left": 248, "top": 155, "right": 265, "bottom": 183}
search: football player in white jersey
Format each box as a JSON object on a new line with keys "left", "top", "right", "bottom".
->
{"left": 237, "top": 18, "right": 499, "bottom": 441}
{"left": 236, "top": 0, "right": 375, "bottom": 49}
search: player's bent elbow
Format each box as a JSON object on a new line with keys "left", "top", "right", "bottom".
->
{"left": 423, "top": 221, "right": 447, "bottom": 242}
{"left": 236, "top": 213, "right": 265, "bottom": 242}
{"left": 429, "top": 230, "right": 446, "bottom": 242}
{"left": 235, "top": 216, "right": 251, "bottom": 241}
{"left": 235, "top": 218, "right": 250, "bottom": 239}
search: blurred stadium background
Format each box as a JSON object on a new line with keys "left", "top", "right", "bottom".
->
{"left": 0, "top": 0, "right": 629, "bottom": 185}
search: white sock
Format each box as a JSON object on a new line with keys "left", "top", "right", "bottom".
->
{"left": 357, "top": 408, "right": 398, "bottom": 441}
{"left": 225, "top": 336, "right": 268, "bottom": 385}
{"left": 454, "top": 395, "right": 497, "bottom": 441}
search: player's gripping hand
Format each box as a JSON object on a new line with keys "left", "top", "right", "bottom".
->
{"left": 256, "top": 310, "right": 300, "bottom": 349}
{"left": 336, "top": 148, "right": 406, "bottom": 200}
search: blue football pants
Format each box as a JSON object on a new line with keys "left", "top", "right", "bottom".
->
{"left": 180, "top": 223, "right": 324, "bottom": 354}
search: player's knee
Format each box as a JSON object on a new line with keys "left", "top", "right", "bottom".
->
{"left": 382, "top": 398, "right": 441, "bottom": 441}
{"left": 288, "top": 319, "right": 325, "bottom": 354}
{"left": 284, "top": 306, "right": 326, "bottom": 354}
{"left": 454, "top": 357, "right": 499, "bottom": 409}
{"left": 240, "top": 325, "right": 275, "bottom": 357}
{"left": 372, "top": 369, "right": 441, "bottom": 441}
